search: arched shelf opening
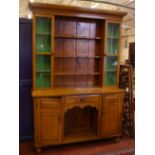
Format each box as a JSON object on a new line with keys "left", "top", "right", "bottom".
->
{"left": 64, "top": 106, "right": 99, "bottom": 142}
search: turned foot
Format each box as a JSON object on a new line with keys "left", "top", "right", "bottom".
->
{"left": 36, "top": 147, "right": 42, "bottom": 153}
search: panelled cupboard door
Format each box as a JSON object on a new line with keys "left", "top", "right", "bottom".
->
{"left": 39, "top": 112, "right": 61, "bottom": 144}
{"left": 100, "top": 96, "right": 122, "bottom": 137}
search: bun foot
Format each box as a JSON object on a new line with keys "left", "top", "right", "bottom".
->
{"left": 114, "top": 137, "right": 121, "bottom": 142}
{"left": 36, "top": 147, "right": 42, "bottom": 153}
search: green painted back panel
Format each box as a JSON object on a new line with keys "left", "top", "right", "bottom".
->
{"left": 36, "top": 35, "right": 51, "bottom": 52}
{"left": 36, "top": 17, "right": 51, "bottom": 52}
{"left": 105, "top": 56, "right": 118, "bottom": 71}
{"left": 35, "top": 55, "right": 51, "bottom": 88}
{"left": 36, "top": 73, "right": 50, "bottom": 88}
{"left": 106, "top": 38, "right": 119, "bottom": 55}
{"left": 107, "top": 23, "right": 119, "bottom": 38}
{"left": 105, "top": 23, "right": 120, "bottom": 86}
{"left": 36, "top": 55, "right": 51, "bottom": 71}
{"left": 36, "top": 17, "right": 51, "bottom": 33}
{"left": 105, "top": 71, "right": 117, "bottom": 86}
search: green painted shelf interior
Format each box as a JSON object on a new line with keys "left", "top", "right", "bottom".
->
{"left": 36, "top": 17, "right": 51, "bottom": 52}
{"left": 36, "top": 55, "right": 51, "bottom": 70}
{"left": 106, "top": 23, "right": 119, "bottom": 55}
{"left": 105, "top": 71, "right": 117, "bottom": 86}
{"left": 105, "top": 56, "right": 118, "bottom": 71}
{"left": 36, "top": 17, "right": 51, "bottom": 34}
{"left": 36, "top": 35, "right": 51, "bottom": 52}
{"left": 107, "top": 23, "right": 120, "bottom": 38}
{"left": 106, "top": 38, "right": 119, "bottom": 54}
{"left": 36, "top": 55, "right": 51, "bottom": 88}
{"left": 36, "top": 72, "right": 51, "bottom": 88}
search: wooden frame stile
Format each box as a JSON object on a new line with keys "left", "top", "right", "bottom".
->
{"left": 34, "top": 98, "right": 41, "bottom": 148}
{"left": 32, "top": 15, "right": 36, "bottom": 90}
{"left": 98, "top": 95, "right": 102, "bottom": 136}
{"left": 61, "top": 97, "right": 65, "bottom": 142}
{"left": 51, "top": 15, "right": 55, "bottom": 88}
{"left": 33, "top": 98, "right": 37, "bottom": 147}
{"left": 117, "top": 22, "right": 122, "bottom": 87}
{"left": 102, "top": 20, "right": 107, "bottom": 87}
{"left": 100, "top": 20, "right": 105, "bottom": 88}
{"left": 118, "top": 93, "right": 124, "bottom": 134}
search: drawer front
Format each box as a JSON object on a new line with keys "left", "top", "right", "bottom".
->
{"left": 103, "top": 94, "right": 119, "bottom": 103}
{"left": 76, "top": 95, "right": 100, "bottom": 104}
{"left": 39, "top": 98, "right": 61, "bottom": 109}
{"left": 64, "top": 95, "right": 100, "bottom": 105}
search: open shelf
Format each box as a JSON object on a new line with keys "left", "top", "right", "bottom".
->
{"left": 36, "top": 32, "right": 51, "bottom": 35}
{"left": 105, "top": 54, "right": 118, "bottom": 57}
{"left": 55, "top": 35, "right": 101, "bottom": 40}
{"left": 107, "top": 37, "right": 119, "bottom": 39}
{"left": 36, "top": 70, "right": 51, "bottom": 73}
{"left": 54, "top": 56, "right": 101, "bottom": 58}
{"left": 54, "top": 72, "right": 100, "bottom": 75}
{"left": 35, "top": 52, "right": 51, "bottom": 55}
{"left": 105, "top": 70, "right": 117, "bottom": 72}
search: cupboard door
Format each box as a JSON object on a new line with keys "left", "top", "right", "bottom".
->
{"left": 100, "top": 95, "right": 122, "bottom": 137}
{"left": 40, "top": 112, "right": 61, "bottom": 144}
{"left": 37, "top": 98, "right": 62, "bottom": 145}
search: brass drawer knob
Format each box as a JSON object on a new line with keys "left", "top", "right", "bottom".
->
{"left": 80, "top": 98, "right": 86, "bottom": 103}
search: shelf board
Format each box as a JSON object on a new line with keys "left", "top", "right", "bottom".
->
{"left": 55, "top": 35, "right": 101, "bottom": 40}
{"left": 54, "top": 56, "right": 101, "bottom": 59}
{"left": 54, "top": 72, "right": 100, "bottom": 76}
{"left": 107, "top": 37, "right": 119, "bottom": 39}
{"left": 34, "top": 52, "right": 51, "bottom": 55}
{"left": 105, "top": 70, "right": 117, "bottom": 72}
{"left": 63, "top": 128, "right": 98, "bottom": 144}
{"left": 105, "top": 54, "right": 118, "bottom": 57}
{"left": 36, "top": 32, "right": 51, "bottom": 35}
{"left": 36, "top": 70, "right": 51, "bottom": 73}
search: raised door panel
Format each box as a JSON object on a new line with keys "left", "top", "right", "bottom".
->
{"left": 100, "top": 97, "right": 122, "bottom": 137}
{"left": 40, "top": 112, "right": 61, "bottom": 144}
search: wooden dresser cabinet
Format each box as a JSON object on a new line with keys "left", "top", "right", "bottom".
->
{"left": 29, "top": 2, "right": 126, "bottom": 152}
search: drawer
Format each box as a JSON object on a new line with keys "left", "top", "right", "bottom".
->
{"left": 103, "top": 94, "right": 119, "bottom": 102}
{"left": 76, "top": 95, "right": 100, "bottom": 104}
{"left": 39, "top": 98, "right": 61, "bottom": 109}
{"left": 64, "top": 95, "right": 100, "bottom": 105}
